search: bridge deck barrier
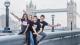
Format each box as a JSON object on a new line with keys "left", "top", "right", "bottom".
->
{"left": 0, "top": 30, "right": 80, "bottom": 45}
{"left": 0, "top": 35, "right": 25, "bottom": 45}
{"left": 43, "top": 30, "right": 80, "bottom": 40}
{"left": 39, "top": 30, "right": 80, "bottom": 45}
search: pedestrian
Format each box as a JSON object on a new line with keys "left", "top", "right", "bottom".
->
{"left": 37, "top": 15, "right": 61, "bottom": 44}
{"left": 32, "top": 16, "right": 41, "bottom": 45}
{"left": 10, "top": 12, "right": 28, "bottom": 34}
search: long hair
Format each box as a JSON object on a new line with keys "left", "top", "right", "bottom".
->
{"left": 22, "top": 13, "right": 28, "bottom": 20}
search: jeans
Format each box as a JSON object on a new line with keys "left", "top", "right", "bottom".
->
{"left": 30, "top": 31, "right": 35, "bottom": 45}
{"left": 39, "top": 32, "right": 47, "bottom": 42}
{"left": 27, "top": 31, "right": 35, "bottom": 45}
{"left": 33, "top": 34, "right": 37, "bottom": 45}
{"left": 19, "top": 25, "right": 27, "bottom": 34}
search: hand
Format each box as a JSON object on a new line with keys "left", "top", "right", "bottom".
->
{"left": 40, "top": 23, "right": 43, "bottom": 28}
{"left": 10, "top": 12, "right": 15, "bottom": 15}
{"left": 33, "top": 25, "right": 37, "bottom": 29}
{"left": 23, "top": 32, "right": 26, "bottom": 35}
{"left": 56, "top": 24, "right": 61, "bottom": 26}
{"left": 33, "top": 33, "right": 39, "bottom": 36}
{"left": 33, "top": 33, "right": 37, "bottom": 35}
{"left": 52, "top": 24, "right": 61, "bottom": 27}
{"left": 23, "top": 10, "right": 26, "bottom": 13}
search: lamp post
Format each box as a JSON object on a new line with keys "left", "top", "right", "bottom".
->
{"left": 52, "top": 15, "right": 54, "bottom": 32}
{"left": 71, "top": 21, "right": 72, "bottom": 31}
{"left": 3, "top": 0, "right": 12, "bottom": 33}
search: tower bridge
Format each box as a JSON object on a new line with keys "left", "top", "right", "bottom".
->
{"left": 0, "top": 0, "right": 80, "bottom": 45}
{"left": 26, "top": 0, "right": 77, "bottom": 30}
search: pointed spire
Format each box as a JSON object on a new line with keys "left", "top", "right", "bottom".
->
{"left": 71, "top": 0, "right": 73, "bottom": 2}
{"left": 29, "top": 0, "right": 33, "bottom": 8}
{"left": 71, "top": 0, "right": 74, "bottom": 2}
{"left": 34, "top": 4, "right": 36, "bottom": 9}
{"left": 70, "top": 0, "right": 74, "bottom": 3}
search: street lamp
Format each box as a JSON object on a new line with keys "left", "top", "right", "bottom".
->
{"left": 4, "top": 0, "right": 10, "bottom": 7}
{"left": 52, "top": 15, "right": 54, "bottom": 32}
{"left": 71, "top": 21, "right": 72, "bottom": 31}
{"left": 3, "top": 0, "right": 12, "bottom": 33}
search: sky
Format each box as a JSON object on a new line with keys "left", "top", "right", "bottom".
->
{"left": 0, "top": 0, "right": 80, "bottom": 28}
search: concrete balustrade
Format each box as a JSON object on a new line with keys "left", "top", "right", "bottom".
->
{"left": 0, "top": 35, "right": 25, "bottom": 45}
{"left": 43, "top": 30, "right": 80, "bottom": 40}
{"left": 39, "top": 30, "right": 80, "bottom": 45}
{"left": 0, "top": 30, "right": 80, "bottom": 45}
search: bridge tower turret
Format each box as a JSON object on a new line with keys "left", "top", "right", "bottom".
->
{"left": 26, "top": 0, "right": 36, "bottom": 15}
{"left": 67, "top": 0, "right": 77, "bottom": 30}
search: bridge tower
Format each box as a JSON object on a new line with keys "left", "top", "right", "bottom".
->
{"left": 26, "top": 0, "right": 36, "bottom": 15}
{"left": 67, "top": 0, "right": 77, "bottom": 30}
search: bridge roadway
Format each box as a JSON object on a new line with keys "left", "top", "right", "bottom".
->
{"left": 0, "top": 30, "right": 80, "bottom": 45}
